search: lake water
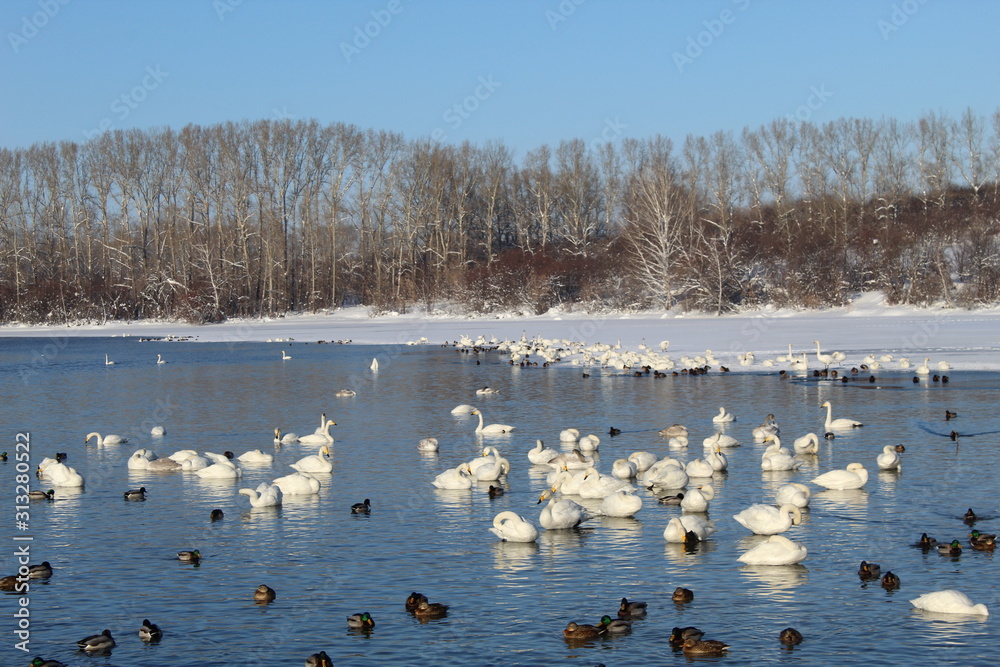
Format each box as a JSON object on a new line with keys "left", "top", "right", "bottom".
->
{"left": 1, "top": 336, "right": 997, "bottom": 666}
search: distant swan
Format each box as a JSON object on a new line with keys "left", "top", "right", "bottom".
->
{"left": 105, "top": 354, "right": 115, "bottom": 366}
{"left": 472, "top": 409, "right": 514, "bottom": 434}
{"left": 150, "top": 425, "right": 165, "bottom": 436}
{"left": 156, "top": 354, "right": 167, "bottom": 364}
{"left": 738, "top": 534, "right": 807, "bottom": 565}
{"left": 298, "top": 420, "right": 336, "bottom": 445}
{"left": 915, "top": 357, "right": 931, "bottom": 375}
{"left": 281, "top": 350, "right": 292, "bottom": 360}
{"left": 821, "top": 401, "right": 862, "bottom": 430}
{"left": 450, "top": 404, "right": 475, "bottom": 415}
{"left": 85, "top": 432, "right": 127, "bottom": 446}
{"left": 813, "top": 340, "right": 835, "bottom": 367}
{"left": 712, "top": 407, "right": 735, "bottom": 423}
{"left": 811, "top": 462, "right": 868, "bottom": 489}
{"left": 489, "top": 511, "right": 538, "bottom": 542}
{"left": 370, "top": 357, "right": 379, "bottom": 371}
{"left": 239, "top": 482, "right": 282, "bottom": 507}
{"left": 417, "top": 437, "right": 439, "bottom": 452}
{"left": 910, "top": 590, "right": 989, "bottom": 616}
{"left": 733, "top": 504, "right": 802, "bottom": 535}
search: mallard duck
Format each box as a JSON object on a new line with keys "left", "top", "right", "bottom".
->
{"left": 414, "top": 601, "right": 449, "bottom": 618}
{"left": 938, "top": 539, "right": 962, "bottom": 556}
{"left": 351, "top": 499, "right": 371, "bottom": 514}
{"left": 657, "top": 492, "right": 684, "bottom": 505}
{"left": 123, "top": 487, "right": 146, "bottom": 500}
{"left": 405, "top": 592, "right": 428, "bottom": 612}
{"left": 30, "top": 659, "right": 67, "bottom": 667}
{"left": 914, "top": 533, "right": 937, "bottom": 549}
{"left": 28, "top": 489, "right": 54, "bottom": 500}
{"left": 177, "top": 549, "right": 200, "bottom": 563}
{"left": 779, "top": 627, "right": 803, "bottom": 645}
{"left": 210, "top": 509, "right": 224, "bottom": 521}
{"left": 254, "top": 584, "right": 276, "bottom": 602}
{"left": 0, "top": 576, "right": 17, "bottom": 591}
{"left": 964, "top": 508, "right": 978, "bottom": 524}
{"left": 0, "top": 452, "right": 6, "bottom": 461}
{"left": 305, "top": 651, "right": 334, "bottom": 667}
{"left": 27, "top": 562, "right": 52, "bottom": 579}
{"left": 683, "top": 637, "right": 729, "bottom": 654}
{"left": 609, "top": 426, "right": 621, "bottom": 436}
{"left": 488, "top": 485, "right": 505, "bottom": 498}
{"left": 138, "top": 619, "right": 163, "bottom": 642}
{"left": 858, "top": 560, "right": 881, "bottom": 580}
{"left": 881, "top": 572, "right": 901, "bottom": 590}
{"left": 347, "top": 612, "right": 374, "bottom": 629}
{"left": 672, "top": 587, "right": 694, "bottom": 603}
{"left": 669, "top": 626, "right": 704, "bottom": 645}
{"left": 77, "top": 629, "right": 115, "bottom": 652}
{"left": 970, "top": 531, "right": 996, "bottom": 550}
{"left": 945, "top": 410, "right": 957, "bottom": 420}
{"left": 618, "top": 597, "right": 647, "bottom": 618}
{"left": 563, "top": 621, "right": 604, "bottom": 639}
{"left": 598, "top": 615, "right": 631, "bottom": 633}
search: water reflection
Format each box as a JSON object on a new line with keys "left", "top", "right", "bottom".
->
{"left": 739, "top": 564, "right": 809, "bottom": 595}
{"left": 663, "top": 540, "right": 715, "bottom": 565}
{"left": 813, "top": 488, "right": 870, "bottom": 510}
{"left": 492, "top": 541, "right": 539, "bottom": 572}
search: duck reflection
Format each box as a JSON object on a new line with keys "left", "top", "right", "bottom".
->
{"left": 663, "top": 539, "right": 714, "bottom": 564}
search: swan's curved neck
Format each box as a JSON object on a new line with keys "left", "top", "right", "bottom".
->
{"left": 824, "top": 403, "right": 833, "bottom": 424}
{"left": 475, "top": 411, "right": 485, "bottom": 432}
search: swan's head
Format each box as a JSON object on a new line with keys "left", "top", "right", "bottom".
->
{"left": 320, "top": 445, "right": 330, "bottom": 456}
{"left": 471, "top": 409, "right": 481, "bottom": 416}
{"left": 820, "top": 401, "right": 831, "bottom": 408}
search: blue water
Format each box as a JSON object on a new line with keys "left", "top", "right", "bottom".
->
{"left": 0, "top": 336, "right": 997, "bottom": 665}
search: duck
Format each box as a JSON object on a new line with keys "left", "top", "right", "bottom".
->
{"left": 476, "top": 386, "right": 499, "bottom": 395}
{"left": 417, "top": 437, "right": 440, "bottom": 453}
{"left": 910, "top": 590, "right": 988, "bottom": 615}
{"left": 210, "top": 509, "right": 224, "bottom": 521}
{"left": 537, "top": 491, "right": 592, "bottom": 529}
{"left": 254, "top": 584, "right": 276, "bottom": 602}
{"left": 77, "top": 629, "right": 116, "bottom": 652}
{"left": 291, "top": 446, "right": 333, "bottom": 473}
{"left": 29, "top": 489, "right": 54, "bottom": 500}
{"left": 351, "top": 498, "right": 372, "bottom": 514}
{"left": 489, "top": 511, "right": 538, "bottom": 542}
{"left": 30, "top": 658, "right": 67, "bottom": 667}
{"left": 347, "top": 612, "right": 375, "bottom": 629}
{"left": 138, "top": 619, "right": 163, "bottom": 642}
{"left": 963, "top": 508, "right": 978, "bottom": 524}
{"left": 488, "top": 485, "right": 504, "bottom": 498}
{"left": 598, "top": 615, "right": 631, "bottom": 633}
{"left": 414, "top": 601, "right": 449, "bottom": 618}
{"left": 937, "top": 539, "right": 963, "bottom": 556}
{"left": 733, "top": 504, "right": 802, "bottom": 535}
{"left": 663, "top": 516, "right": 716, "bottom": 542}
{"left": 305, "top": 651, "right": 334, "bottom": 667}
{"left": 405, "top": 592, "right": 429, "bottom": 611}
{"left": 945, "top": 410, "right": 957, "bottom": 420}
{"left": 914, "top": 533, "right": 937, "bottom": 549}
{"left": 672, "top": 587, "right": 694, "bottom": 603}
{"left": 472, "top": 409, "right": 514, "bottom": 434}
{"left": 810, "top": 462, "right": 868, "bottom": 490}
{"left": 858, "top": 560, "right": 881, "bottom": 580}
{"left": 876, "top": 444, "right": 902, "bottom": 470}
{"left": 84, "top": 432, "right": 127, "bottom": 446}
{"left": 177, "top": 549, "right": 200, "bottom": 563}
{"left": 239, "top": 482, "right": 283, "bottom": 508}
{"left": 27, "top": 562, "right": 52, "bottom": 579}
{"left": 670, "top": 626, "right": 704, "bottom": 645}
{"left": 123, "top": 487, "right": 146, "bottom": 501}
{"left": 609, "top": 426, "right": 622, "bottom": 436}
{"left": 334, "top": 389, "right": 356, "bottom": 397}
{"left": 712, "top": 407, "right": 735, "bottom": 423}
{"left": 272, "top": 471, "right": 321, "bottom": 495}
{"left": 737, "top": 534, "right": 808, "bottom": 565}
{"left": 680, "top": 485, "right": 714, "bottom": 512}
{"left": 618, "top": 597, "right": 648, "bottom": 618}
{"left": 881, "top": 572, "right": 901, "bottom": 590}
{"left": 563, "top": 621, "right": 605, "bottom": 639}
{"left": 779, "top": 627, "right": 803, "bottom": 645}
{"left": 682, "top": 637, "right": 730, "bottom": 654}
{"left": 820, "top": 400, "right": 862, "bottom": 429}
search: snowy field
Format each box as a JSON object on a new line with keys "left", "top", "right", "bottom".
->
{"left": 2, "top": 293, "right": 999, "bottom": 372}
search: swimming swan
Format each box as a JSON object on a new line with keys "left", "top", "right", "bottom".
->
{"left": 733, "top": 504, "right": 802, "bottom": 535}
{"left": 274, "top": 428, "right": 298, "bottom": 445}
{"left": 876, "top": 444, "right": 902, "bottom": 470}
{"left": 156, "top": 354, "right": 167, "bottom": 364}
{"left": 559, "top": 428, "right": 580, "bottom": 442}
{"left": 473, "top": 456, "right": 511, "bottom": 482}
{"left": 680, "top": 485, "right": 715, "bottom": 512}
{"left": 85, "top": 432, "right": 127, "bottom": 446}
{"left": 664, "top": 515, "right": 716, "bottom": 542}
{"left": 105, "top": 354, "right": 115, "bottom": 366}
{"left": 239, "top": 482, "right": 283, "bottom": 507}
{"left": 527, "top": 440, "right": 559, "bottom": 465}
{"left": 712, "top": 407, "right": 735, "bottom": 423}
{"left": 291, "top": 445, "right": 333, "bottom": 473}
{"left": 272, "top": 471, "right": 321, "bottom": 495}
{"left": 821, "top": 401, "right": 862, "bottom": 430}
{"left": 910, "top": 590, "right": 989, "bottom": 615}
{"left": 775, "top": 483, "right": 811, "bottom": 508}
{"left": 450, "top": 404, "right": 475, "bottom": 415}
{"left": 298, "top": 420, "right": 336, "bottom": 445}
{"left": 237, "top": 449, "right": 274, "bottom": 464}
{"left": 598, "top": 490, "right": 643, "bottom": 517}
{"left": 432, "top": 464, "right": 473, "bottom": 490}
{"left": 810, "top": 462, "right": 868, "bottom": 489}
{"left": 489, "top": 511, "right": 538, "bottom": 542}
{"left": 537, "top": 490, "right": 592, "bottom": 529}
{"left": 472, "top": 409, "right": 514, "bottom": 434}
{"left": 793, "top": 433, "right": 820, "bottom": 454}
{"left": 417, "top": 437, "right": 440, "bottom": 452}
{"left": 281, "top": 350, "right": 292, "bottom": 360}
{"left": 738, "top": 534, "right": 807, "bottom": 565}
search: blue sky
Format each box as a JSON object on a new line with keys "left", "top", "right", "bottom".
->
{"left": 2, "top": 0, "right": 997, "bottom": 155}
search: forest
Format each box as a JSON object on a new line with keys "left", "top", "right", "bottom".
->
{"left": 1, "top": 108, "right": 998, "bottom": 324}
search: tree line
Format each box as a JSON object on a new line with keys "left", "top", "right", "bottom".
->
{"left": 1, "top": 108, "right": 999, "bottom": 324}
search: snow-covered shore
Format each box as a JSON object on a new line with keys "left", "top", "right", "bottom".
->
{"left": 2, "top": 293, "right": 999, "bottom": 371}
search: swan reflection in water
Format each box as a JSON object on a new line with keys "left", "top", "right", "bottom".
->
{"left": 877, "top": 469, "right": 901, "bottom": 493}
{"left": 491, "top": 540, "right": 539, "bottom": 572}
{"left": 538, "top": 526, "right": 592, "bottom": 555}
{"left": 813, "top": 488, "right": 870, "bottom": 511}
{"left": 663, "top": 539, "right": 715, "bottom": 565}
{"left": 739, "top": 564, "right": 809, "bottom": 596}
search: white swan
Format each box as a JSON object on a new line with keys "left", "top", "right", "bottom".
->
{"left": 150, "top": 425, "right": 165, "bottom": 436}
{"left": 663, "top": 515, "right": 716, "bottom": 542}
{"left": 577, "top": 434, "right": 600, "bottom": 451}
{"left": 39, "top": 462, "right": 85, "bottom": 487}
{"left": 627, "top": 451, "right": 658, "bottom": 473}
{"left": 312, "top": 413, "right": 330, "bottom": 434}
{"left": 705, "top": 447, "right": 729, "bottom": 472}
{"left": 680, "top": 485, "right": 715, "bottom": 512}
{"left": 822, "top": 401, "right": 862, "bottom": 429}
{"left": 291, "top": 446, "right": 332, "bottom": 473}
{"left": 334, "top": 389, "right": 356, "bottom": 397}
{"left": 450, "top": 404, "right": 475, "bottom": 415}
{"left": 489, "top": 511, "right": 538, "bottom": 542}
{"left": 910, "top": 590, "right": 989, "bottom": 616}
{"left": 915, "top": 357, "right": 931, "bottom": 375}
{"left": 813, "top": 340, "right": 835, "bottom": 367}
{"left": 473, "top": 457, "right": 511, "bottom": 482}
{"left": 752, "top": 414, "right": 780, "bottom": 440}
{"left": 281, "top": 350, "right": 292, "bottom": 360}
{"left": 476, "top": 386, "right": 499, "bottom": 395}
{"left": 272, "top": 471, "right": 321, "bottom": 495}
{"left": 712, "top": 407, "right": 735, "bottom": 423}
{"left": 579, "top": 468, "right": 635, "bottom": 499}
{"left": 237, "top": 449, "right": 274, "bottom": 464}
{"left": 85, "top": 432, "right": 127, "bottom": 446}
{"left": 548, "top": 469, "right": 587, "bottom": 496}
{"left": 537, "top": 491, "right": 591, "bottom": 529}
{"left": 643, "top": 462, "right": 689, "bottom": 490}
{"left": 876, "top": 445, "right": 902, "bottom": 471}
{"left": 432, "top": 464, "right": 473, "bottom": 490}
{"left": 417, "top": 437, "right": 439, "bottom": 452}
{"left": 793, "top": 433, "right": 820, "bottom": 454}
{"left": 811, "top": 462, "right": 868, "bottom": 489}
{"left": 667, "top": 435, "right": 689, "bottom": 450}
{"left": 370, "top": 357, "right": 379, "bottom": 371}
{"left": 684, "top": 457, "right": 713, "bottom": 478}
{"left": 599, "top": 490, "right": 643, "bottom": 517}
{"left": 472, "top": 409, "right": 514, "bottom": 435}
{"left": 612, "top": 458, "right": 638, "bottom": 479}
{"left": 547, "top": 449, "right": 594, "bottom": 470}
{"left": 738, "top": 535, "right": 807, "bottom": 565}
{"left": 733, "top": 504, "right": 802, "bottom": 535}
{"left": 761, "top": 450, "right": 803, "bottom": 472}
{"left": 105, "top": 354, "right": 115, "bottom": 366}
{"left": 559, "top": 428, "right": 580, "bottom": 442}
{"left": 527, "top": 440, "right": 558, "bottom": 465}
{"left": 468, "top": 446, "right": 501, "bottom": 475}
{"left": 239, "top": 482, "right": 283, "bottom": 507}
{"left": 775, "top": 483, "right": 811, "bottom": 508}
{"left": 274, "top": 428, "right": 298, "bottom": 446}
{"left": 298, "top": 420, "right": 336, "bottom": 445}
{"left": 127, "top": 449, "right": 155, "bottom": 470}
{"left": 937, "top": 360, "right": 952, "bottom": 370}
{"left": 703, "top": 432, "right": 739, "bottom": 449}
{"left": 156, "top": 354, "right": 167, "bottom": 364}
{"left": 195, "top": 458, "right": 242, "bottom": 479}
